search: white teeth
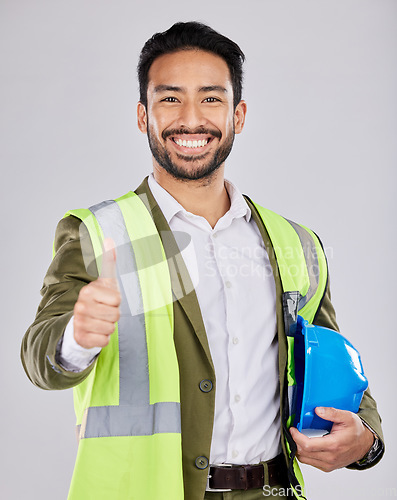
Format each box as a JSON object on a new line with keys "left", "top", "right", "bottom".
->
{"left": 174, "top": 138, "right": 209, "bottom": 148}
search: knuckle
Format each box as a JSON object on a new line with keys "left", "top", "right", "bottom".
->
{"left": 113, "top": 291, "right": 122, "bottom": 306}
{"left": 102, "top": 322, "right": 114, "bottom": 336}
{"left": 115, "top": 308, "right": 121, "bottom": 322}
{"left": 74, "top": 332, "right": 87, "bottom": 348}
{"left": 79, "top": 285, "right": 92, "bottom": 298}
{"left": 74, "top": 301, "right": 85, "bottom": 315}
{"left": 99, "top": 335, "right": 110, "bottom": 347}
{"left": 73, "top": 315, "right": 84, "bottom": 329}
{"left": 108, "top": 323, "right": 116, "bottom": 335}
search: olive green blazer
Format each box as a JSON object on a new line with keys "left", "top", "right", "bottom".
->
{"left": 21, "top": 177, "right": 384, "bottom": 500}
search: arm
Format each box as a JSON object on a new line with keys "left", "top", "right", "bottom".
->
{"left": 290, "top": 279, "right": 385, "bottom": 470}
{"left": 21, "top": 215, "right": 98, "bottom": 390}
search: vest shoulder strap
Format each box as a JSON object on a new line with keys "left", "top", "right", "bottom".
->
{"left": 250, "top": 200, "right": 328, "bottom": 324}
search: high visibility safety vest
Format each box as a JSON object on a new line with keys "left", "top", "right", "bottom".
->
{"left": 64, "top": 190, "right": 327, "bottom": 500}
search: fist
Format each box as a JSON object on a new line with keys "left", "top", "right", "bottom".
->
{"left": 73, "top": 238, "right": 121, "bottom": 349}
{"left": 290, "top": 407, "right": 375, "bottom": 472}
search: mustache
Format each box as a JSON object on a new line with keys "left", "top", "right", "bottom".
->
{"left": 162, "top": 127, "right": 222, "bottom": 140}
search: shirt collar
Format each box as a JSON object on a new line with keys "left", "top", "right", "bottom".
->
{"left": 147, "top": 173, "right": 252, "bottom": 225}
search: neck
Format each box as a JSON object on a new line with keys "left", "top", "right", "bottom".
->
{"left": 152, "top": 163, "right": 230, "bottom": 229}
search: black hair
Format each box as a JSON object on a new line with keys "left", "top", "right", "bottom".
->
{"left": 138, "top": 21, "right": 245, "bottom": 109}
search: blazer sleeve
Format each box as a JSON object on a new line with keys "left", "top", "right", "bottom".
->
{"left": 314, "top": 277, "right": 385, "bottom": 469}
{"left": 20, "top": 215, "right": 98, "bottom": 390}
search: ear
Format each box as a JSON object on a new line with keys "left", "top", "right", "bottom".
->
{"left": 137, "top": 102, "right": 148, "bottom": 134}
{"left": 234, "top": 100, "right": 247, "bottom": 134}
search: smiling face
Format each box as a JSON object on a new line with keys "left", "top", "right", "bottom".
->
{"left": 137, "top": 49, "right": 246, "bottom": 181}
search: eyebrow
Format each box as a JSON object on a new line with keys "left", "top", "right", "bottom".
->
{"left": 199, "top": 85, "right": 228, "bottom": 93}
{"left": 153, "top": 85, "right": 183, "bottom": 93}
{"left": 153, "top": 84, "right": 228, "bottom": 94}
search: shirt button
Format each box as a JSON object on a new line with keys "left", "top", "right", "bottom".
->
{"left": 225, "top": 281, "right": 232, "bottom": 289}
{"left": 195, "top": 456, "right": 209, "bottom": 469}
{"left": 199, "top": 379, "right": 213, "bottom": 393}
{"left": 234, "top": 394, "right": 241, "bottom": 403}
{"left": 212, "top": 232, "right": 218, "bottom": 238}
{"left": 232, "top": 337, "right": 239, "bottom": 345}
{"left": 232, "top": 450, "right": 239, "bottom": 459}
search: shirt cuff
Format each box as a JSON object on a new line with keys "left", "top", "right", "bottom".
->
{"left": 56, "top": 316, "right": 101, "bottom": 372}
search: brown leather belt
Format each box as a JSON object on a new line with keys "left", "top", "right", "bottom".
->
{"left": 208, "top": 454, "right": 288, "bottom": 491}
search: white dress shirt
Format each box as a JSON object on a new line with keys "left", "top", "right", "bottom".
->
{"left": 60, "top": 174, "right": 282, "bottom": 465}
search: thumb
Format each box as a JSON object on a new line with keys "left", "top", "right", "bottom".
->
{"left": 315, "top": 406, "right": 349, "bottom": 424}
{"left": 99, "top": 238, "right": 119, "bottom": 290}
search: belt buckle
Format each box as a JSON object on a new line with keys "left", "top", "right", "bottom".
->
{"left": 206, "top": 463, "right": 233, "bottom": 492}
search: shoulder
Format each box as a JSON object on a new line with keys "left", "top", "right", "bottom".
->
{"left": 245, "top": 195, "right": 322, "bottom": 246}
{"left": 54, "top": 215, "right": 85, "bottom": 254}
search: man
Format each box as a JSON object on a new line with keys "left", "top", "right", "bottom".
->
{"left": 21, "top": 22, "right": 384, "bottom": 500}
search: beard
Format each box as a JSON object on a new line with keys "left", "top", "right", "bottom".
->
{"left": 147, "top": 123, "right": 235, "bottom": 181}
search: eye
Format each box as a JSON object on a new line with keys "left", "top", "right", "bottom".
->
{"left": 203, "top": 97, "right": 220, "bottom": 103}
{"left": 161, "top": 97, "right": 179, "bottom": 103}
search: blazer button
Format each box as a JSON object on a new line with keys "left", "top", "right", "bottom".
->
{"left": 199, "top": 379, "right": 213, "bottom": 393}
{"left": 195, "top": 456, "right": 209, "bottom": 469}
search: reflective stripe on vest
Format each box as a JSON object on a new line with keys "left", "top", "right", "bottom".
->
{"left": 84, "top": 199, "right": 180, "bottom": 436}
{"left": 64, "top": 191, "right": 184, "bottom": 500}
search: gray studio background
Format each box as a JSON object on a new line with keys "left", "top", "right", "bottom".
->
{"left": 1, "top": 1, "right": 396, "bottom": 499}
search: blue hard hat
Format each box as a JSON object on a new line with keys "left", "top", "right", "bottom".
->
{"left": 292, "top": 316, "right": 368, "bottom": 433}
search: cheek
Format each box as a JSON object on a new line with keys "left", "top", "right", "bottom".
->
{"left": 222, "top": 117, "right": 234, "bottom": 136}
{"left": 222, "top": 109, "right": 235, "bottom": 131}
{"left": 147, "top": 117, "right": 162, "bottom": 138}
{"left": 149, "top": 110, "right": 173, "bottom": 138}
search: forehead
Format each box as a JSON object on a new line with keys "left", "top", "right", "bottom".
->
{"left": 147, "top": 49, "right": 232, "bottom": 92}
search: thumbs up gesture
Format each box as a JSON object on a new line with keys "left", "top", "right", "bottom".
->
{"left": 73, "top": 238, "right": 121, "bottom": 349}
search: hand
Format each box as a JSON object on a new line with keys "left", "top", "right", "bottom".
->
{"left": 73, "top": 238, "right": 121, "bottom": 349}
{"left": 290, "top": 407, "right": 375, "bottom": 472}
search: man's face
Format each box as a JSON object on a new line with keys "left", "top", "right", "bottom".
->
{"left": 137, "top": 49, "right": 246, "bottom": 181}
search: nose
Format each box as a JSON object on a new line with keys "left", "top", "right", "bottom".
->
{"left": 178, "top": 100, "right": 206, "bottom": 130}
